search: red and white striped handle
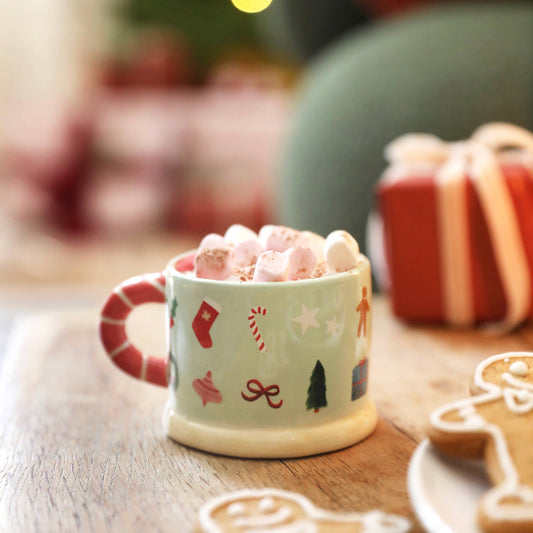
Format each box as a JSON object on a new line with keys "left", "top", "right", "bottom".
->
{"left": 99, "top": 272, "right": 168, "bottom": 387}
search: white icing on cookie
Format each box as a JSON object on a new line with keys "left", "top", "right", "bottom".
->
{"left": 234, "top": 506, "right": 293, "bottom": 528}
{"left": 198, "top": 488, "right": 410, "bottom": 533}
{"left": 430, "top": 352, "right": 533, "bottom": 522}
{"left": 227, "top": 502, "right": 246, "bottom": 517}
{"left": 258, "top": 497, "right": 276, "bottom": 512}
{"left": 510, "top": 360, "right": 528, "bottom": 377}
{"left": 502, "top": 371, "right": 533, "bottom": 395}
{"left": 503, "top": 388, "right": 533, "bottom": 415}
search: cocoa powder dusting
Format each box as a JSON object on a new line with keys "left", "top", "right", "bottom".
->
{"left": 233, "top": 266, "right": 255, "bottom": 282}
{"left": 311, "top": 262, "right": 328, "bottom": 279}
{"left": 199, "top": 248, "right": 231, "bottom": 269}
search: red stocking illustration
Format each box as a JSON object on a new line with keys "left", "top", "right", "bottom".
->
{"left": 192, "top": 297, "right": 221, "bottom": 348}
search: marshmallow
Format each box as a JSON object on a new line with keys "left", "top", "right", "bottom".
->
{"left": 253, "top": 251, "right": 289, "bottom": 282}
{"left": 224, "top": 224, "right": 258, "bottom": 246}
{"left": 258, "top": 225, "right": 300, "bottom": 252}
{"left": 285, "top": 247, "right": 317, "bottom": 280}
{"left": 233, "top": 239, "right": 264, "bottom": 267}
{"left": 195, "top": 246, "right": 234, "bottom": 280}
{"left": 199, "top": 233, "right": 226, "bottom": 251}
{"left": 300, "top": 231, "right": 326, "bottom": 263}
{"left": 258, "top": 225, "right": 275, "bottom": 248}
{"left": 225, "top": 265, "right": 255, "bottom": 282}
{"left": 324, "top": 230, "right": 360, "bottom": 272}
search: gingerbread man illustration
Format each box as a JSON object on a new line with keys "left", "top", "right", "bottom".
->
{"left": 197, "top": 488, "right": 410, "bottom": 533}
{"left": 428, "top": 352, "right": 533, "bottom": 533}
{"left": 357, "top": 287, "right": 370, "bottom": 338}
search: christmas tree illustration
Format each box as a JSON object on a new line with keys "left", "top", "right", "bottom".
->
{"left": 169, "top": 297, "right": 178, "bottom": 328}
{"left": 306, "top": 360, "right": 327, "bottom": 413}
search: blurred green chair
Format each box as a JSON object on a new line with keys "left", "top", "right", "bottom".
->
{"left": 278, "top": 3, "right": 533, "bottom": 253}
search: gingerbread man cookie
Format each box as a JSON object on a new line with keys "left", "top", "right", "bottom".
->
{"left": 197, "top": 488, "right": 410, "bottom": 532}
{"left": 428, "top": 352, "right": 533, "bottom": 532}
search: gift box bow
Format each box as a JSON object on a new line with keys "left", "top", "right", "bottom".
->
{"left": 383, "top": 123, "right": 533, "bottom": 330}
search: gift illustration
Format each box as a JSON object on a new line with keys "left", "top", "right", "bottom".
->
{"left": 351, "top": 358, "right": 368, "bottom": 402}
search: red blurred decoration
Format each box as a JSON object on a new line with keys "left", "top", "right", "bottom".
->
{"left": 100, "top": 32, "right": 191, "bottom": 90}
{"left": 378, "top": 164, "right": 533, "bottom": 323}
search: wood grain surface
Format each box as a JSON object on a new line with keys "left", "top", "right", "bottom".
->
{"left": 1, "top": 296, "right": 533, "bottom": 533}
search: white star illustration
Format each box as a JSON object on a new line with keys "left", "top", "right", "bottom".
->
{"left": 292, "top": 304, "right": 320, "bottom": 335}
{"left": 325, "top": 316, "right": 341, "bottom": 336}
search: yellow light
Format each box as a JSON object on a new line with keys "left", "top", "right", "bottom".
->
{"left": 231, "top": 0, "right": 273, "bottom": 13}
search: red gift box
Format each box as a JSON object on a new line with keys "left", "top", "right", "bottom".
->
{"left": 377, "top": 123, "right": 533, "bottom": 328}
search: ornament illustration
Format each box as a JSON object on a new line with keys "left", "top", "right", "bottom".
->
{"left": 192, "top": 297, "right": 221, "bottom": 348}
{"left": 351, "top": 358, "right": 368, "bottom": 401}
{"left": 169, "top": 297, "right": 178, "bottom": 328}
{"left": 193, "top": 371, "right": 223, "bottom": 406}
{"left": 306, "top": 360, "right": 327, "bottom": 412}
{"left": 248, "top": 306, "right": 268, "bottom": 352}
{"left": 292, "top": 304, "right": 320, "bottom": 335}
{"left": 357, "top": 287, "right": 370, "bottom": 338}
{"left": 241, "top": 379, "right": 283, "bottom": 409}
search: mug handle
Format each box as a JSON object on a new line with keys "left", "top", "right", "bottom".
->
{"left": 99, "top": 272, "right": 168, "bottom": 387}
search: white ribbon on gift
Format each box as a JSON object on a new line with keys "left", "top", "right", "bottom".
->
{"left": 383, "top": 123, "right": 533, "bottom": 329}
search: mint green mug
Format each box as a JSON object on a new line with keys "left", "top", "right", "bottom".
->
{"left": 99, "top": 250, "right": 376, "bottom": 458}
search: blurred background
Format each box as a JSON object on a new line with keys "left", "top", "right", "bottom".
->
{"left": 1, "top": 0, "right": 532, "bottom": 289}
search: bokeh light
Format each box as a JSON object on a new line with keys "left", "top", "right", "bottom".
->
{"left": 231, "top": 0, "right": 273, "bottom": 14}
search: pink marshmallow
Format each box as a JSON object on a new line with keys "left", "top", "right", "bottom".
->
{"left": 194, "top": 246, "right": 234, "bottom": 280}
{"left": 224, "top": 224, "right": 258, "bottom": 246}
{"left": 258, "top": 225, "right": 301, "bottom": 252}
{"left": 199, "top": 233, "right": 226, "bottom": 251}
{"left": 285, "top": 247, "right": 317, "bottom": 280}
{"left": 233, "top": 239, "right": 263, "bottom": 267}
{"left": 225, "top": 265, "right": 255, "bottom": 282}
{"left": 252, "top": 251, "right": 289, "bottom": 282}
{"left": 300, "top": 231, "right": 326, "bottom": 263}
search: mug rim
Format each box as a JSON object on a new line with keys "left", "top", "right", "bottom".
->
{"left": 166, "top": 249, "right": 370, "bottom": 287}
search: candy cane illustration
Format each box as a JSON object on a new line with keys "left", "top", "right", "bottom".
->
{"left": 99, "top": 272, "right": 168, "bottom": 387}
{"left": 248, "top": 306, "right": 267, "bottom": 353}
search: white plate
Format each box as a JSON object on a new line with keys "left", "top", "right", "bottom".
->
{"left": 408, "top": 439, "right": 490, "bottom": 533}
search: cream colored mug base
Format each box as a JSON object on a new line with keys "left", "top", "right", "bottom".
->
{"left": 162, "top": 396, "right": 378, "bottom": 458}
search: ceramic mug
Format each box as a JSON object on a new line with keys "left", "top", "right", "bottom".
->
{"left": 99, "top": 250, "right": 376, "bottom": 458}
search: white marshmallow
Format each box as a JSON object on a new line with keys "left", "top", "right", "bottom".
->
{"left": 199, "top": 233, "right": 226, "bottom": 251}
{"left": 324, "top": 230, "right": 360, "bottom": 272}
{"left": 258, "top": 225, "right": 301, "bottom": 252}
{"left": 285, "top": 247, "right": 317, "bottom": 280}
{"left": 233, "top": 239, "right": 264, "bottom": 267}
{"left": 253, "top": 251, "right": 289, "bottom": 282}
{"left": 195, "top": 246, "right": 234, "bottom": 280}
{"left": 224, "top": 224, "right": 258, "bottom": 246}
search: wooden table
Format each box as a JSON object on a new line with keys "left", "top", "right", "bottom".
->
{"left": 2, "top": 237, "right": 533, "bottom": 532}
